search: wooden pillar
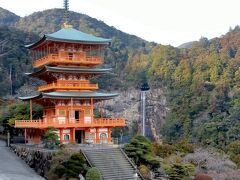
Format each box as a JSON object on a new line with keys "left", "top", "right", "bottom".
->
{"left": 24, "top": 128, "right": 27, "bottom": 144}
{"left": 96, "top": 128, "right": 99, "bottom": 144}
{"left": 108, "top": 128, "right": 112, "bottom": 143}
{"left": 72, "top": 128, "right": 75, "bottom": 143}
{"left": 100, "top": 101, "right": 103, "bottom": 118}
{"left": 30, "top": 99, "right": 32, "bottom": 120}
{"left": 91, "top": 98, "right": 94, "bottom": 121}
{"left": 59, "top": 129, "right": 63, "bottom": 143}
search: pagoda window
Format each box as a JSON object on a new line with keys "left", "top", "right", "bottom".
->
{"left": 68, "top": 75, "right": 73, "bottom": 80}
{"left": 68, "top": 52, "right": 73, "bottom": 60}
{"left": 75, "top": 100, "right": 81, "bottom": 106}
{"left": 64, "top": 134, "right": 70, "bottom": 141}
{"left": 59, "top": 74, "right": 66, "bottom": 80}
{"left": 59, "top": 109, "right": 66, "bottom": 116}
{"left": 85, "top": 109, "right": 90, "bottom": 117}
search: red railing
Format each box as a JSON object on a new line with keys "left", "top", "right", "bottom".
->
{"left": 38, "top": 80, "right": 98, "bottom": 91}
{"left": 33, "top": 53, "right": 102, "bottom": 68}
{"left": 15, "top": 118, "right": 126, "bottom": 129}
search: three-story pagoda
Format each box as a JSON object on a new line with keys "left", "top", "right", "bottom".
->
{"left": 15, "top": 25, "right": 126, "bottom": 144}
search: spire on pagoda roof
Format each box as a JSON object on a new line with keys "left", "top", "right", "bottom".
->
{"left": 63, "top": 0, "right": 72, "bottom": 28}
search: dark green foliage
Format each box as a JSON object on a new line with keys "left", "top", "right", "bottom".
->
{"left": 49, "top": 152, "right": 89, "bottom": 179}
{"left": 174, "top": 140, "right": 195, "bottom": 154}
{"left": 163, "top": 162, "right": 195, "bottom": 180}
{"left": 85, "top": 167, "right": 102, "bottom": 180}
{"left": 0, "top": 101, "right": 42, "bottom": 131}
{"left": 124, "top": 135, "right": 160, "bottom": 169}
{"left": 42, "top": 127, "right": 60, "bottom": 149}
{"left": 0, "top": 26, "right": 38, "bottom": 96}
{"left": 153, "top": 141, "right": 195, "bottom": 158}
{"left": 153, "top": 143, "right": 176, "bottom": 158}
{"left": 226, "top": 140, "right": 240, "bottom": 167}
{"left": 62, "top": 153, "right": 88, "bottom": 178}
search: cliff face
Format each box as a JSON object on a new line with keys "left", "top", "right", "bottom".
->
{"left": 105, "top": 88, "right": 167, "bottom": 141}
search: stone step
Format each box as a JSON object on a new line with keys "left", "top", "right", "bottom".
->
{"left": 81, "top": 147, "right": 143, "bottom": 180}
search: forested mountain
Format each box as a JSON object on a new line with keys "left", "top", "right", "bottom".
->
{"left": 0, "top": 7, "right": 20, "bottom": 26}
{"left": 0, "top": 7, "right": 240, "bottom": 148}
{"left": 126, "top": 26, "right": 240, "bottom": 146}
{"left": 0, "top": 26, "right": 39, "bottom": 96}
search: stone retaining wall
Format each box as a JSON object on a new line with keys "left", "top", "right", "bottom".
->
{"left": 10, "top": 144, "right": 56, "bottom": 179}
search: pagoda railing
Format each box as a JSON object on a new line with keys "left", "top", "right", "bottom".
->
{"left": 38, "top": 80, "right": 98, "bottom": 92}
{"left": 15, "top": 118, "right": 126, "bottom": 129}
{"left": 33, "top": 53, "right": 102, "bottom": 68}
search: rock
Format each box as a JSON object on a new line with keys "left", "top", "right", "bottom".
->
{"left": 104, "top": 88, "right": 167, "bottom": 141}
{"left": 10, "top": 144, "right": 55, "bottom": 179}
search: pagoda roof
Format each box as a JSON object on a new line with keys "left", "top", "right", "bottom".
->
{"left": 26, "top": 65, "right": 112, "bottom": 77}
{"left": 19, "top": 92, "right": 118, "bottom": 101}
{"left": 26, "top": 28, "right": 111, "bottom": 49}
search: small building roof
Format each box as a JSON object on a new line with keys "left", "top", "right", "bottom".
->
{"left": 19, "top": 92, "right": 118, "bottom": 101}
{"left": 26, "top": 28, "right": 111, "bottom": 49}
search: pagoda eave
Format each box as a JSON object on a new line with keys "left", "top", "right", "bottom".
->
{"left": 19, "top": 92, "right": 118, "bottom": 101}
{"left": 26, "top": 65, "right": 112, "bottom": 79}
{"left": 26, "top": 28, "right": 111, "bottom": 49}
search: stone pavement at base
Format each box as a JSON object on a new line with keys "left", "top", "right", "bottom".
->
{"left": 0, "top": 140, "right": 45, "bottom": 180}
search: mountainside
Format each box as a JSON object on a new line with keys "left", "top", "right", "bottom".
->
{"left": 1, "top": 7, "right": 240, "bottom": 148}
{"left": 126, "top": 26, "right": 240, "bottom": 145}
{"left": 0, "top": 7, "right": 20, "bottom": 26}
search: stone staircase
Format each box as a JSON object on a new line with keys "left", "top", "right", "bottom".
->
{"left": 81, "top": 145, "right": 144, "bottom": 180}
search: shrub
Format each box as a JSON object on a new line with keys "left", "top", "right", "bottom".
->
{"left": 62, "top": 153, "right": 88, "bottom": 179}
{"left": 85, "top": 167, "right": 102, "bottom": 180}
{"left": 226, "top": 140, "right": 240, "bottom": 168}
{"left": 42, "top": 126, "right": 60, "bottom": 149}
{"left": 124, "top": 135, "right": 160, "bottom": 169}
{"left": 163, "top": 162, "right": 195, "bottom": 180}
{"left": 227, "top": 140, "right": 240, "bottom": 155}
{"left": 153, "top": 143, "right": 176, "bottom": 157}
{"left": 139, "top": 164, "right": 151, "bottom": 179}
{"left": 48, "top": 151, "right": 89, "bottom": 179}
{"left": 175, "top": 140, "right": 195, "bottom": 154}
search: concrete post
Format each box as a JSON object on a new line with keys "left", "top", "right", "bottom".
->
{"left": 7, "top": 131, "right": 10, "bottom": 147}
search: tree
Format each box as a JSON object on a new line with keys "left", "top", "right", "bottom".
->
{"left": 124, "top": 135, "right": 160, "bottom": 169}
{"left": 42, "top": 126, "right": 59, "bottom": 149}
{"left": 85, "top": 167, "right": 102, "bottom": 180}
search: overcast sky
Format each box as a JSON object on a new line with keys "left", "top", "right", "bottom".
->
{"left": 0, "top": 0, "right": 240, "bottom": 46}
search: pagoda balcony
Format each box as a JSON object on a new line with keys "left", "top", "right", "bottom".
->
{"left": 33, "top": 53, "right": 102, "bottom": 68}
{"left": 15, "top": 118, "right": 126, "bottom": 129}
{"left": 38, "top": 80, "right": 98, "bottom": 92}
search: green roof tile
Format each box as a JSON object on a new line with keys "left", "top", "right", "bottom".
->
{"left": 19, "top": 92, "right": 118, "bottom": 100}
{"left": 26, "top": 28, "right": 111, "bottom": 48}
{"left": 46, "top": 28, "right": 111, "bottom": 43}
{"left": 26, "top": 65, "right": 112, "bottom": 77}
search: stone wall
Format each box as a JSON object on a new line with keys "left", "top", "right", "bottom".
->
{"left": 10, "top": 144, "right": 56, "bottom": 179}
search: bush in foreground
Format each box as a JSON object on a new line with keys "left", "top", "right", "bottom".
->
{"left": 85, "top": 167, "right": 101, "bottom": 180}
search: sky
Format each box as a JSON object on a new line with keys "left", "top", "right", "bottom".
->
{"left": 0, "top": 0, "right": 240, "bottom": 46}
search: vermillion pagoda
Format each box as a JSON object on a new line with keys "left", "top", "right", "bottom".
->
{"left": 15, "top": 1, "right": 126, "bottom": 144}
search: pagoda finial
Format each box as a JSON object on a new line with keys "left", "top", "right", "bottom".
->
{"left": 63, "top": 0, "right": 72, "bottom": 28}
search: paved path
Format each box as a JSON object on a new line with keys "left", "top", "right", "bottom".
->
{"left": 0, "top": 140, "right": 45, "bottom": 180}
